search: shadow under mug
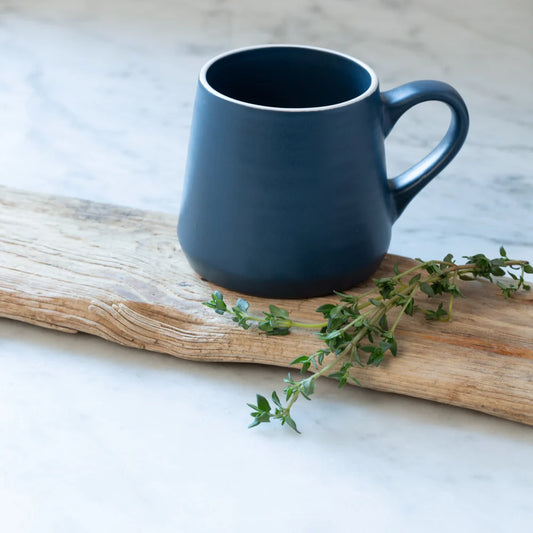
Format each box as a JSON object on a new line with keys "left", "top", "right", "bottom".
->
{"left": 178, "top": 45, "right": 469, "bottom": 298}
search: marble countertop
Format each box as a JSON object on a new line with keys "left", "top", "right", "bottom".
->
{"left": 1, "top": 1, "right": 532, "bottom": 531}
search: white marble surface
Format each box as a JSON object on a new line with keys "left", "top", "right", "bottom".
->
{"left": 0, "top": 0, "right": 532, "bottom": 531}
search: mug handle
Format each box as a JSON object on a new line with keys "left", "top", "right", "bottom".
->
{"left": 381, "top": 80, "right": 469, "bottom": 219}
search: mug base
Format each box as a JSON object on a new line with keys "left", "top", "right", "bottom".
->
{"left": 184, "top": 253, "right": 385, "bottom": 299}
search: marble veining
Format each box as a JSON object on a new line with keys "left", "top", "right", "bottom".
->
{"left": 0, "top": 1, "right": 532, "bottom": 531}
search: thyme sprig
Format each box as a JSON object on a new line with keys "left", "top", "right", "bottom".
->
{"left": 204, "top": 248, "right": 531, "bottom": 433}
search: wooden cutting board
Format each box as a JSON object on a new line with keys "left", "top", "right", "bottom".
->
{"left": 1, "top": 186, "right": 532, "bottom": 425}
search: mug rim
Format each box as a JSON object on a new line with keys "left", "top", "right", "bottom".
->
{"left": 199, "top": 44, "right": 379, "bottom": 112}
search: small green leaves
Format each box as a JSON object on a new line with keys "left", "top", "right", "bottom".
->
{"left": 268, "top": 304, "right": 289, "bottom": 319}
{"left": 315, "top": 303, "right": 337, "bottom": 317}
{"left": 256, "top": 394, "right": 270, "bottom": 412}
{"left": 271, "top": 391, "right": 282, "bottom": 408}
{"left": 247, "top": 394, "right": 272, "bottom": 428}
{"left": 283, "top": 415, "right": 300, "bottom": 433}
{"left": 419, "top": 282, "right": 434, "bottom": 297}
{"left": 256, "top": 304, "right": 292, "bottom": 335}
{"left": 291, "top": 355, "right": 311, "bottom": 367}
{"left": 205, "top": 247, "right": 530, "bottom": 433}
{"left": 328, "top": 362, "right": 355, "bottom": 387}
{"left": 203, "top": 290, "right": 227, "bottom": 315}
{"left": 424, "top": 302, "right": 448, "bottom": 321}
{"left": 409, "top": 273, "right": 421, "bottom": 286}
{"left": 333, "top": 291, "right": 357, "bottom": 304}
{"left": 442, "top": 253, "right": 455, "bottom": 264}
{"left": 374, "top": 277, "right": 396, "bottom": 299}
{"left": 247, "top": 392, "right": 300, "bottom": 433}
{"left": 464, "top": 253, "right": 501, "bottom": 280}
{"left": 397, "top": 295, "right": 415, "bottom": 316}
{"left": 300, "top": 377, "right": 315, "bottom": 399}
{"left": 497, "top": 281, "right": 515, "bottom": 299}
{"left": 231, "top": 298, "right": 251, "bottom": 329}
{"left": 318, "top": 328, "right": 344, "bottom": 341}
{"left": 381, "top": 330, "right": 398, "bottom": 357}
{"left": 290, "top": 349, "right": 329, "bottom": 373}
{"left": 497, "top": 277, "right": 531, "bottom": 298}
{"left": 461, "top": 249, "right": 532, "bottom": 296}
{"left": 234, "top": 298, "right": 249, "bottom": 313}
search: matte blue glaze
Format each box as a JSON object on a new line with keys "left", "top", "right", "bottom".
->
{"left": 178, "top": 45, "right": 469, "bottom": 298}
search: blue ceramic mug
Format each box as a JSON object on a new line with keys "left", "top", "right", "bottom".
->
{"left": 178, "top": 45, "right": 469, "bottom": 297}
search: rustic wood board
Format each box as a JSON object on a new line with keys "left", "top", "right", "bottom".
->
{"left": 1, "top": 185, "right": 532, "bottom": 425}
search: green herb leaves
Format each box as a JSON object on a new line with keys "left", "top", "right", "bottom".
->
{"left": 204, "top": 248, "right": 531, "bottom": 433}
{"left": 257, "top": 305, "right": 291, "bottom": 335}
{"left": 203, "top": 293, "right": 295, "bottom": 333}
{"left": 463, "top": 248, "right": 532, "bottom": 298}
{"left": 247, "top": 391, "right": 300, "bottom": 433}
{"left": 204, "top": 290, "right": 227, "bottom": 315}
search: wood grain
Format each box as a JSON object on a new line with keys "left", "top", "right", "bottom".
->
{"left": 1, "top": 185, "right": 532, "bottom": 425}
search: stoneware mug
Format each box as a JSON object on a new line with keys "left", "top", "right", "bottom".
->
{"left": 178, "top": 45, "right": 469, "bottom": 298}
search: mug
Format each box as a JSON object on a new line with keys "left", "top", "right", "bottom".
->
{"left": 178, "top": 45, "right": 469, "bottom": 298}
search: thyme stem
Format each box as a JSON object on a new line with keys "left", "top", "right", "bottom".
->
{"left": 204, "top": 248, "right": 531, "bottom": 432}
